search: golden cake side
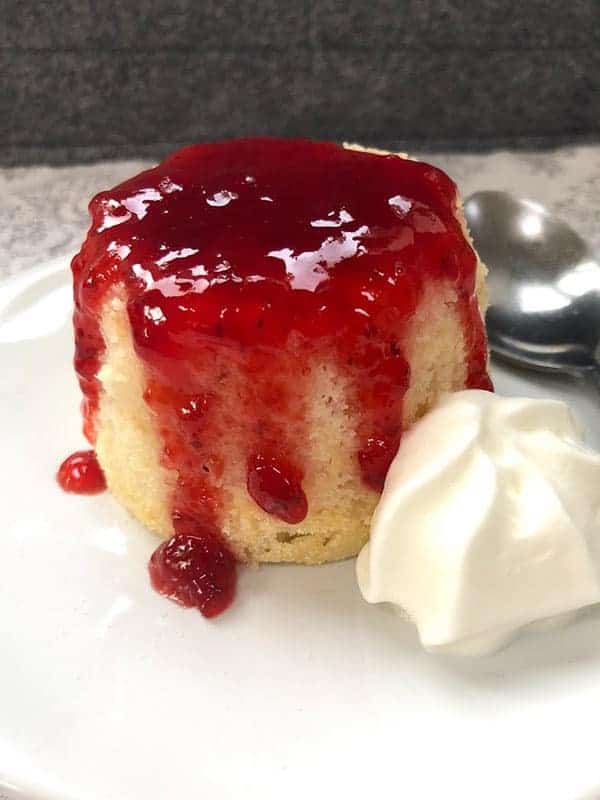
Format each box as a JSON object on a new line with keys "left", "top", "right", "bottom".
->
{"left": 95, "top": 268, "right": 486, "bottom": 564}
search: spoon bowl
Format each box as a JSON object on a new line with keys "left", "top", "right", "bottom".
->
{"left": 464, "top": 191, "right": 600, "bottom": 380}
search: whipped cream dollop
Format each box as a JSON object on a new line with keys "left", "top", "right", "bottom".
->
{"left": 356, "top": 390, "right": 600, "bottom": 655}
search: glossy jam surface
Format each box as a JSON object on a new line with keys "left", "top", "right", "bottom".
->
{"left": 149, "top": 516, "right": 237, "bottom": 618}
{"left": 71, "top": 138, "right": 491, "bottom": 615}
{"left": 247, "top": 453, "right": 308, "bottom": 524}
{"left": 57, "top": 450, "right": 107, "bottom": 494}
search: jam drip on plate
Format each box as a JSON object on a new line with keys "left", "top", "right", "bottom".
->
{"left": 57, "top": 450, "right": 106, "bottom": 494}
{"left": 67, "top": 138, "right": 492, "bottom": 616}
{"left": 149, "top": 513, "right": 237, "bottom": 618}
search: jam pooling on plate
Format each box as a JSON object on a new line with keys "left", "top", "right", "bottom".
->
{"left": 149, "top": 514, "right": 237, "bottom": 618}
{"left": 57, "top": 450, "right": 107, "bottom": 494}
{"left": 70, "top": 138, "right": 491, "bottom": 616}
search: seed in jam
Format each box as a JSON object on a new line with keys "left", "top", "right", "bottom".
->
{"left": 57, "top": 450, "right": 107, "bottom": 494}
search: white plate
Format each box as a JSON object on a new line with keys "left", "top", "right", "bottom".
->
{"left": 2, "top": 261, "right": 600, "bottom": 800}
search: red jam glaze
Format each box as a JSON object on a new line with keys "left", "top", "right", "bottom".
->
{"left": 149, "top": 514, "right": 237, "bottom": 618}
{"left": 71, "top": 138, "right": 492, "bottom": 615}
{"left": 358, "top": 436, "right": 401, "bottom": 493}
{"left": 247, "top": 453, "right": 308, "bottom": 524}
{"left": 57, "top": 450, "right": 107, "bottom": 494}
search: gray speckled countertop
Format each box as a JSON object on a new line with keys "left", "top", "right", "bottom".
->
{"left": 1, "top": 145, "right": 599, "bottom": 277}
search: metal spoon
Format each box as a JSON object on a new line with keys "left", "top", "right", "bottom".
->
{"left": 464, "top": 191, "right": 600, "bottom": 389}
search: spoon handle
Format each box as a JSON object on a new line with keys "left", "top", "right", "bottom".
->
{"left": 586, "top": 368, "right": 600, "bottom": 395}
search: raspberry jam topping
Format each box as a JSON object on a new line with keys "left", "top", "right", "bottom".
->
{"left": 149, "top": 514, "right": 237, "bottom": 618}
{"left": 247, "top": 453, "right": 308, "bottom": 524}
{"left": 358, "top": 437, "right": 401, "bottom": 493}
{"left": 57, "top": 450, "right": 106, "bottom": 494}
{"left": 69, "top": 138, "right": 491, "bottom": 616}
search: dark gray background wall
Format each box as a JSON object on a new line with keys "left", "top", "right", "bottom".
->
{"left": 3, "top": 0, "right": 600, "bottom": 165}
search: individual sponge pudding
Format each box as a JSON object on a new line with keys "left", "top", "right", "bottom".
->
{"left": 71, "top": 138, "right": 491, "bottom": 613}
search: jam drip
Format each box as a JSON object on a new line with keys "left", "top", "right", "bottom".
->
{"left": 69, "top": 137, "right": 492, "bottom": 616}
{"left": 247, "top": 453, "right": 308, "bottom": 524}
{"left": 149, "top": 513, "right": 237, "bottom": 618}
{"left": 57, "top": 450, "right": 106, "bottom": 494}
